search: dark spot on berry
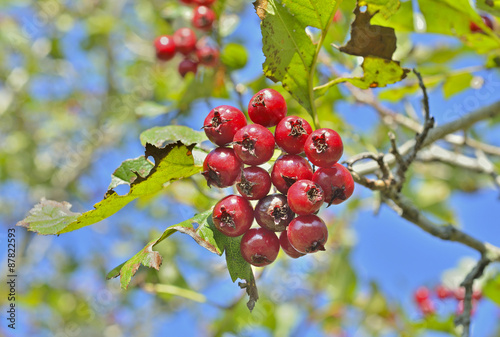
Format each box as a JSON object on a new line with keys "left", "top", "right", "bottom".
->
{"left": 237, "top": 133, "right": 257, "bottom": 157}
{"left": 251, "top": 254, "right": 272, "bottom": 264}
{"left": 237, "top": 172, "right": 257, "bottom": 197}
{"left": 202, "top": 110, "right": 232, "bottom": 134}
{"left": 312, "top": 133, "right": 328, "bottom": 153}
{"left": 327, "top": 185, "right": 347, "bottom": 207}
{"left": 270, "top": 205, "right": 290, "bottom": 224}
{"left": 306, "top": 240, "right": 326, "bottom": 253}
{"left": 281, "top": 174, "right": 298, "bottom": 188}
{"left": 218, "top": 206, "right": 236, "bottom": 228}
{"left": 306, "top": 185, "right": 322, "bottom": 203}
{"left": 251, "top": 93, "right": 266, "bottom": 107}
{"left": 201, "top": 164, "right": 221, "bottom": 187}
{"left": 288, "top": 119, "right": 307, "bottom": 138}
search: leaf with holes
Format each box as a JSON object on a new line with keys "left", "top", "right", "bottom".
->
{"left": 140, "top": 125, "right": 208, "bottom": 148}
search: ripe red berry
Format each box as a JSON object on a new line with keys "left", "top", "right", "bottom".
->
{"left": 287, "top": 180, "right": 324, "bottom": 215}
{"left": 435, "top": 285, "right": 451, "bottom": 300}
{"left": 312, "top": 163, "right": 354, "bottom": 206}
{"left": 193, "top": 0, "right": 216, "bottom": 5}
{"left": 173, "top": 28, "right": 197, "bottom": 55}
{"left": 419, "top": 299, "right": 436, "bottom": 316}
{"left": 254, "top": 194, "right": 295, "bottom": 232}
{"left": 154, "top": 35, "right": 176, "bottom": 61}
{"left": 274, "top": 116, "right": 313, "bottom": 155}
{"left": 180, "top": 0, "right": 195, "bottom": 4}
{"left": 233, "top": 124, "right": 275, "bottom": 165}
{"left": 454, "top": 287, "right": 466, "bottom": 301}
{"left": 248, "top": 88, "right": 287, "bottom": 127}
{"left": 287, "top": 214, "right": 328, "bottom": 254}
{"left": 472, "top": 289, "right": 483, "bottom": 301}
{"left": 279, "top": 230, "right": 305, "bottom": 258}
{"left": 202, "top": 105, "right": 247, "bottom": 146}
{"left": 192, "top": 6, "right": 215, "bottom": 31}
{"left": 271, "top": 154, "right": 313, "bottom": 195}
{"left": 470, "top": 15, "right": 493, "bottom": 33}
{"left": 196, "top": 46, "right": 219, "bottom": 67}
{"left": 240, "top": 228, "right": 280, "bottom": 267}
{"left": 202, "top": 147, "right": 242, "bottom": 188}
{"left": 178, "top": 58, "right": 198, "bottom": 77}
{"left": 414, "top": 286, "right": 430, "bottom": 304}
{"left": 212, "top": 195, "right": 254, "bottom": 237}
{"left": 236, "top": 167, "right": 272, "bottom": 200}
{"left": 304, "top": 128, "right": 343, "bottom": 168}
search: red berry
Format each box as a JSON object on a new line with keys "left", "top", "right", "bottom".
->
{"left": 193, "top": 0, "right": 216, "bottom": 5}
{"left": 454, "top": 287, "right": 466, "bottom": 301}
{"left": 212, "top": 195, "right": 254, "bottom": 237}
{"left": 470, "top": 15, "right": 493, "bottom": 33}
{"left": 178, "top": 58, "right": 198, "bottom": 77}
{"left": 192, "top": 6, "right": 215, "bottom": 31}
{"left": 287, "top": 214, "right": 328, "bottom": 254}
{"left": 312, "top": 163, "right": 354, "bottom": 206}
{"left": 472, "top": 289, "right": 483, "bottom": 301}
{"left": 419, "top": 299, "right": 436, "bottom": 316}
{"left": 287, "top": 180, "right": 324, "bottom": 215}
{"left": 435, "top": 285, "right": 451, "bottom": 300}
{"left": 271, "top": 154, "right": 313, "bottom": 195}
{"left": 274, "top": 116, "right": 313, "bottom": 155}
{"left": 279, "top": 230, "right": 305, "bottom": 258}
{"left": 233, "top": 124, "right": 275, "bottom": 165}
{"left": 202, "top": 105, "right": 247, "bottom": 146}
{"left": 202, "top": 147, "right": 242, "bottom": 188}
{"left": 196, "top": 46, "right": 219, "bottom": 67}
{"left": 180, "top": 0, "right": 195, "bottom": 4}
{"left": 154, "top": 35, "right": 176, "bottom": 61}
{"left": 248, "top": 88, "right": 287, "bottom": 127}
{"left": 254, "top": 194, "right": 295, "bottom": 232}
{"left": 240, "top": 228, "right": 280, "bottom": 267}
{"left": 173, "top": 28, "right": 197, "bottom": 55}
{"left": 414, "top": 286, "right": 430, "bottom": 304}
{"left": 304, "top": 128, "right": 343, "bottom": 168}
{"left": 236, "top": 167, "right": 272, "bottom": 200}
{"left": 457, "top": 299, "right": 477, "bottom": 316}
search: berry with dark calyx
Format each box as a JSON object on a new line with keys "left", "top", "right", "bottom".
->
{"left": 248, "top": 88, "right": 287, "bottom": 127}
{"left": 287, "top": 214, "right": 328, "bottom": 254}
{"left": 192, "top": 6, "right": 215, "bottom": 31}
{"left": 287, "top": 180, "right": 324, "bottom": 215}
{"left": 279, "top": 230, "right": 305, "bottom": 258}
{"left": 470, "top": 15, "right": 493, "bottom": 33}
{"left": 154, "top": 35, "right": 176, "bottom": 61}
{"left": 240, "top": 228, "right": 280, "bottom": 267}
{"left": 236, "top": 167, "right": 272, "bottom": 200}
{"left": 254, "top": 193, "right": 295, "bottom": 232}
{"left": 233, "top": 124, "right": 275, "bottom": 165}
{"left": 202, "top": 105, "right": 247, "bottom": 146}
{"left": 312, "top": 163, "right": 354, "bottom": 206}
{"left": 436, "top": 285, "right": 451, "bottom": 300}
{"left": 304, "top": 128, "right": 343, "bottom": 168}
{"left": 212, "top": 195, "right": 254, "bottom": 237}
{"left": 414, "top": 286, "right": 430, "bottom": 304}
{"left": 196, "top": 46, "right": 219, "bottom": 67}
{"left": 193, "top": 0, "right": 216, "bottom": 5}
{"left": 178, "top": 58, "right": 198, "bottom": 77}
{"left": 202, "top": 147, "right": 242, "bottom": 188}
{"left": 173, "top": 28, "right": 197, "bottom": 55}
{"left": 275, "top": 116, "right": 313, "bottom": 155}
{"left": 271, "top": 154, "right": 313, "bottom": 195}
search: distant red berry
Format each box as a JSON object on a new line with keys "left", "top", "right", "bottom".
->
{"left": 472, "top": 289, "right": 483, "bottom": 301}
{"left": 414, "top": 286, "right": 430, "bottom": 304}
{"left": 279, "top": 230, "right": 305, "bottom": 258}
{"left": 180, "top": 0, "right": 195, "bottom": 4}
{"left": 236, "top": 167, "right": 272, "bottom": 201}
{"left": 173, "top": 28, "right": 197, "bottom": 55}
{"left": 287, "top": 180, "right": 324, "bottom": 215}
{"left": 274, "top": 116, "right": 313, "bottom": 155}
{"left": 240, "top": 228, "right": 280, "bottom": 267}
{"left": 248, "top": 88, "right": 287, "bottom": 127}
{"left": 154, "top": 35, "right": 176, "bottom": 61}
{"left": 202, "top": 147, "right": 242, "bottom": 188}
{"left": 312, "top": 163, "right": 354, "bottom": 206}
{"left": 212, "top": 195, "right": 254, "bottom": 237}
{"left": 233, "top": 124, "right": 275, "bottom": 165}
{"left": 287, "top": 214, "right": 328, "bottom": 254}
{"left": 193, "top": 0, "right": 216, "bottom": 5}
{"left": 202, "top": 105, "right": 247, "bottom": 146}
{"left": 419, "top": 299, "right": 436, "bottom": 316}
{"left": 304, "top": 128, "right": 343, "bottom": 168}
{"left": 196, "top": 46, "right": 219, "bottom": 67}
{"left": 470, "top": 15, "right": 494, "bottom": 33}
{"left": 271, "top": 154, "right": 313, "bottom": 195}
{"left": 435, "top": 285, "right": 451, "bottom": 300}
{"left": 454, "top": 287, "right": 466, "bottom": 301}
{"left": 178, "top": 58, "right": 198, "bottom": 77}
{"left": 192, "top": 6, "right": 215, "bottom": 31}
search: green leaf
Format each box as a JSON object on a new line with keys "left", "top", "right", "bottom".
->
{"left": 108, "top": 156, "right": 154, "bottom": 190}
{"left": 358, "top": 0, "right": 400, "bottom": 19}
{"left": 483, "top": 273, "right": 500, "bottom": 305}
{"left": 370, "top": 1, "right": 414, "bottom": 31}
{"left": 255, "top": 0, "right": 339, "bottom": 114}
{"left": 135, "top": 101, "right": 170, "bottom": 117}
{"left": 442, "top": 72, "right": 473, "bottom": 98}
{"left": 477, "top": 0, "right": 500, "bottom": 17}
{"left": 17, "top": 142, "right": 201, "bottom": 235}
{"left": 140, "top": 125, "right": 208, "bottom": 148}
{"left": 412, "top": 315, "right": 459, "bottom": 335}
{"left": 221, "top": 43, "right": 248, "bottom": 70}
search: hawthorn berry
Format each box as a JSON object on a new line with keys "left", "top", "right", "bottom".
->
{"left": 271, "top": 154, "right": 313, "bottom": 195}
{"left": 240, "top": 228, "right": 280, "bottom": 267}
{"left": 312, "top": 163, "right": 354, "bottom": 206}
{"left": 196, "top": 46, "right": 219, "bottom": 67}
{"left": 279, "top": 230, "right": 305, "bottom": 258}
{"left": 233, "top": 124, "right": 275, "bottom": 165}
{"left": 473, "top": 289, "right": 483, "bottom": 301}
{"left": 470, "top": 15, "right": 493, "bottom": 33}
{"left": 236, "top": 167, "right": 272, "bottom": 200}
{"left": 180, "top": 0, "right": 195, "bottom": 4}
{"left": 414, "top": 286, "right": 430, "bottom": 304}
{"left": 203, "top": 105, "right": 247, "bottom": 146}
{"left": 173, "top": 28, "right": 197, "bottom": 55}
{"left": 287, "top": 180, "right": 324, "bottom": 215}
{"left": 274, "top": 116, "right": 313, "bottom": 155}
{"left": 202, "top": 147, "right": 242, "bottom": 188}
{"left": 454, "top": 287, "right": 465, "bottom": 301}
{"left": 248, "top": 88, "right": 287, "bottom": 127}
{"left": 254, "top": 193, "right": 295, "bottom": 232}
{"left": 435, "top": 285, "right": 451, "bottom": 300}
{"left": 419, "top": 299, "right": 436, "bottom": 316}
{"left": 212, "top": 195, "right": 254, "bottom": 237}
{"left": 178, "top": 58, "right": 198, "bottom": 77}
{"left": 287, "top": 214, "right": 328, "bottom": 254}
{"left": 192, "top": 6, "right": 215, "bottom": 31}
{"left": 304, "top": 128, "right": 343, "bottom": 168}
{"left": 154, "top": 35, "right": 176, "bottom": 61}
{"left": 193, "top": 0, "right": 216, "bottom": 5}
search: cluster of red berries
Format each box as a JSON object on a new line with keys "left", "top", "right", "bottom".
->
{"left": 201, "top": 88, "right": 355, "bottom": 267}
{"left": 154, "top": 0, "right": 218, "bottom": 77}
{"left": 414, "top": 285, "right": 483, "bottom": 316}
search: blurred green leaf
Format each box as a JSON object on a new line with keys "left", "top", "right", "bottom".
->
{"left": 483, "top": 273, "right": 500, "bottom": 305}
{"left": 359, "top": 0, "right": 400, "bottom": 19}
{"left": 135, "top": 101, "right": 170, "bottom": 117}
{"left": 221, "top": 43, "right": 248, "bottom": 70}
{"left": 442, "top": 72, "right": 473, "bottom": 98}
